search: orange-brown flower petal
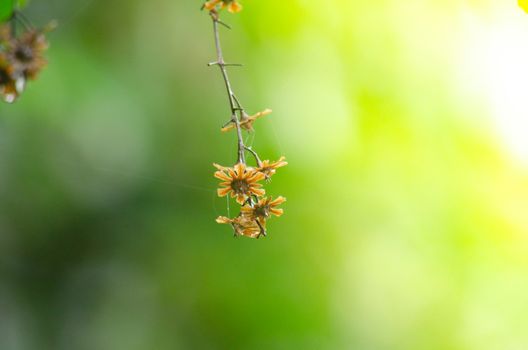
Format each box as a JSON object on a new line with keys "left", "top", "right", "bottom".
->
{"left": 251, "top": 188, "right": 265, "bottom": 197}
{"left": 234, "top": 163, "right": 245, "bottom": 176}
{"left": 216, "top": 216, "right": 232, "bottom": 224}
{"left": 214, "top": 171, "right": 231, "bottom": 182}
{"left": 270, "top": 196, "right": 287, "bottom": 206}
{"left": 270, "top": 208, "right": 284, "bottom": 217}
{"left": 213, "top": 163, "right": 228, "bottom": 171}
{"left": 221, "top": 123, "right": 235, "bottom": 132}
{"left": 236, "top": 194, "right": 246, "bottom": 204}
{"left": 217, "top": 187, "right": 231, "bottom": 197}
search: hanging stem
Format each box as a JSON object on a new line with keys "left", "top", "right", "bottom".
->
{"left": 209, "top": 12, "right": 246, "bottom": 164}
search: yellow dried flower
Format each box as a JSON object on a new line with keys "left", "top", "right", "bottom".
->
{"left": 257, "top": 156, "right": 288, "bottom": 179}
{"left": 240, "top": 196, "right": 286, "bottom": 226}
{"left": 216, "top": 215, "right": 264, "bottom": 238}
{"left": 214, "top": 162, "right": 266, "bottom": 204}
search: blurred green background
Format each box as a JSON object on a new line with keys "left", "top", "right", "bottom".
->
{"left": 2, "top": 0, "right": 528, "bottom": 349}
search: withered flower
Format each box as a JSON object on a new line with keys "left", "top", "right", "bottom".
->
{"left": 215, "top": 162, "right": 265, "bottom": 204}
{"left": 7, "top": 28, "right": 49, "bottom": 81}
{"left": 216, "top": 215, "right": 264, "bottom": 238}
{"left": 0, "top": 22, "right": 54, "bottom": 103}
{"left": 203, "top": 0, "right": 242, "bottom": 13}
{"left": 257, "top": 156, "right": 288, "bottom": 179}
{"left": 221, "top": 109, "right": 272, "bottom": 132}
{"left": 240, "top": 196, "right": 286, "bottom": 225}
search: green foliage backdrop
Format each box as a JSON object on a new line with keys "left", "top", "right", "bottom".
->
{"left": 0, "top": 0, "right": 28, "bottom": 21}
{"left": 1, "top": 0, "right": 528, "bottom": 349}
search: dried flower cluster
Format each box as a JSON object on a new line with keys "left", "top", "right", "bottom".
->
{"left": 203, "top": 2, "right": 287, "bottom": 238}
{"left": 0, "top": 15, "right": 53, "bottom": 103}
{"left": 214, "top": 160, "right": 287, "bottom": 239}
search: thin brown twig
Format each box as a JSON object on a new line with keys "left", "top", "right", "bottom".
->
{"left": 209, "top": 12, "right": 246, "bottom": 164}
{"left": 244, "top": 146, "right": 262, "bottom": 166}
